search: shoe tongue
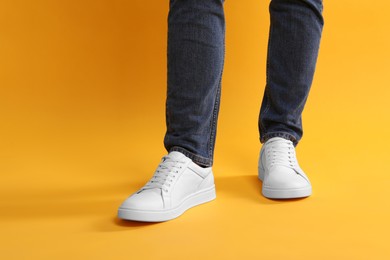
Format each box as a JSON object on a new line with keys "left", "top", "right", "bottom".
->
{"left": 267, "top": 137, "right": 291, "bottom": 144}
{"left": 167, "top": 151, "right": 186, "bottom": 160}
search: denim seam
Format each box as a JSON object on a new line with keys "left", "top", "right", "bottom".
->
{"left": 260, "top": 16, "right": 273, "bottom": 136}
{"left": 207, "top": 20, "right": 225, "bottom": 165}
{"left": 261, "top": 87, "right": 271, "bottom": 135}
{"left": 208, "top": 85, "right": 219, "bottom": 162}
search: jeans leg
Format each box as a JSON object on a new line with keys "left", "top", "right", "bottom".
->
{"left": 164, "top": 0, "right": 226, "bottom": 167}
{"left": 259, "top": 0, "right": 324, "bottom": 146}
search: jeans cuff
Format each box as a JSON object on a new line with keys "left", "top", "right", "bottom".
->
{"left": 260, "top": 132, "right": 299, "bottom": 147}
{"left": 169, "top": 146, "right": 213, "bottom": 167}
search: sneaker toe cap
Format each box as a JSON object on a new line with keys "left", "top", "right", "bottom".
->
{"left": 120, "top": 189, "right": 164, "bottom": 210}
{"left": 264, "top": 166, "right": 310, "bottom": 189}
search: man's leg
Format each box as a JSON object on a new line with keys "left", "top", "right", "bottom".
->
{"left": 118, "top": 0, "right": 225, "bottom": 221}
{"left": 164, "top": 0, "right": 226, "bottom": 167}
{"left": 258, "top": 0, "right": 324, "bottom": 199}
{"left": 259, "top": 0, "right": 324, "bottom": 145}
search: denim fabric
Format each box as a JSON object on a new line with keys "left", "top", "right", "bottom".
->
{"left": 164, "top": 0, "right": 324, "bottom": 167}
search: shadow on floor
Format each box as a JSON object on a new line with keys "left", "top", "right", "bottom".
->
{"left": 97, "top": 175, "right": 307, "bottom": 231}
{"left": 215, "top": 175, "right": 305, "bottom": 205}
{"left": 1, "top": 174, "right": 306, "bottom": 232}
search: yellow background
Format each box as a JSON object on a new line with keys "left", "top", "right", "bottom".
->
{"left": 1, "top": 0, "right": 390, "bottom": 259}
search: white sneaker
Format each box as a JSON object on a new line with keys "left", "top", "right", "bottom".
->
{"left": 258, "top": 137, "right": 312, "bottom": 199}
{"left": 118, "top": 151, "right": 216, "bottom": 222}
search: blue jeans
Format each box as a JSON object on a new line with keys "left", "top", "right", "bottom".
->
{"left": 164, "top": 0, "right": 324, "bottom": 167}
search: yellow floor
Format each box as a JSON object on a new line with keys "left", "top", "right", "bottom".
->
{"left": 1, "top": 1, "right": 390, "bottom": 259}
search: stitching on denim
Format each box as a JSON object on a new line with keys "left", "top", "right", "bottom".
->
{"left": 260, "top": 9, "right": 274, "bottom": 136}
{"left": 207, "top": 17, "right": 225, "bottom": 162}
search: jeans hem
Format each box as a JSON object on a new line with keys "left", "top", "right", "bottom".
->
{"left": 169, "top": 146, "right": 212, "bottom": 167}
{"left": 260, "top": 132, "right": 299, "bottom": 147}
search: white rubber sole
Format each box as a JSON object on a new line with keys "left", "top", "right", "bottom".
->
{"left": 117, "top": 185, "right": 216, "bottom": 222}
{"left": 261, "top": 182, "right": 312, "bottom": 199}
{"left": 258, "top": 165, "right": 312, "bottom": 199}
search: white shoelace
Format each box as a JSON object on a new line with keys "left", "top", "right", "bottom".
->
{"left": 266, "top": 139, "right": 297, "bottom": 168}
{"left": 143, "top": 156, "right": 185, "bottom": 193}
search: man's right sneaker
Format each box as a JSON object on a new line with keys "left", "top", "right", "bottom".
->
{"left": 258, "top": 137, "right": 312, "bottom": 199}
{"left": 118, "top": 151, "right": 216, "bottom": 222}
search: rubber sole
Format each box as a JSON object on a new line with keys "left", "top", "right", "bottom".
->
{"left": 261, "top": 183, "right": 312, "bottom": 199}
{"left": 117, "top": 185, "right": 216, "bottom": 222}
